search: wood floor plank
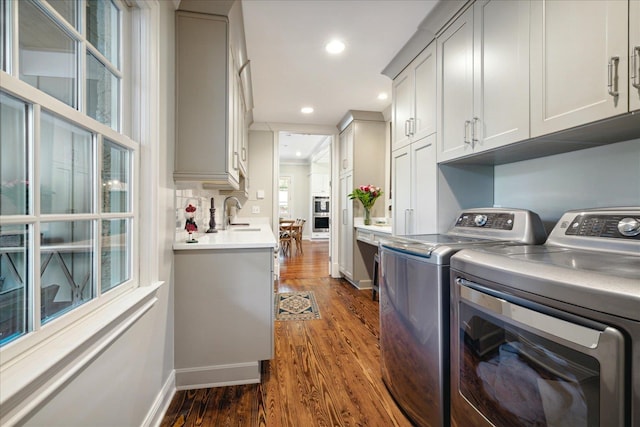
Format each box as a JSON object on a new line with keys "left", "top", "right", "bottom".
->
{"left": 161, "top": 241, "right": 413, "bottom": 427}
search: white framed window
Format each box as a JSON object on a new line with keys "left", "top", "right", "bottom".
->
{"left": 0, "top": 0, "right": 137, "bottom": 349}
{"left": 279, "top": 175, "right": 292, "bottom": 218}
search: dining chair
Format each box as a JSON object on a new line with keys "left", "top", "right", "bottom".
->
{"left": 292, "top": 218, "right": 306, "bottom": 254}
{"left": 279, "top": 221, "right": 295, "bottom": 256}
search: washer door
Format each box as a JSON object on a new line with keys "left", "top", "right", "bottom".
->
{"left": 452, "top": 278, "right": 626, "bottom": 427}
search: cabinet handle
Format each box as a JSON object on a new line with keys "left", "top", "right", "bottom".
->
{"left": 404, "top": 209, "right": 410, "bottom": 234}
{"left": 242, "top": 147, "right": 247, "bottom": 161}
{"left": 633, "top": 47, "right": 640, "bottom": 89}
{"left": 608, "top": 56, "right": 620, "bottom": 97}
{"left": 343, "top": 209, "right": 347, "bottom": 225}
{"left": 472, "top": 117, "right": 479, "bottom": 148}
{"left": 233, "top": 152, "right": 239, "bottom": 170}
{"left": 342, "top": 158, "right": 348, "bottom": 170}
{"left": 404, "top": 119, "right": 411, "bottom": 137}
{"left": 463, "top": 120, "right": 471, "bottom": 145}
{"left": 409, "top": 118, "right": 415, "bottom": 136}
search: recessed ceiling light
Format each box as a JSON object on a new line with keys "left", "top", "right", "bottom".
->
{"left": 377, "top": 92, "right": 388, "bottom": 100}
{"left": 301, "top": 107, "right": 314, "bottom": 114}
{"left": 325, "top": 39, "right": 345, "bottom": 54}
{"left": 295, "top": 151, "right": 302, "bottom": 157}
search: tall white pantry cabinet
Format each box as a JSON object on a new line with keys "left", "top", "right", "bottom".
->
{"left": 337, "top": 112, "right": 386, "bottom": 286}
{"left": 391, "top": 42, "right": 438, "bottom": 235}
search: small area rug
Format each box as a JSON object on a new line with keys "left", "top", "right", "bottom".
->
{"left": 275, "top": 291, "right": 321, "bottom": 321}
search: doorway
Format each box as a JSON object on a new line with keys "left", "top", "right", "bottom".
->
{"left": 277, "top": 131, "right": 333, "bottom": 273}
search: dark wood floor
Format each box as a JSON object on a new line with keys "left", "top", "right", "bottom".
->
{"left": 161, "top": 240, "right": 413, "bottom": 427}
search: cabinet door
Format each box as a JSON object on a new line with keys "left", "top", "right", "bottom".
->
{"left": 531, "top": 0, "right": 628, "bottom": 137}
{"left": 473, "top": 0, "right": 530, "bottom": 152}
{"left": 228, "top": 47, "right": 240, "bottom": 183}
{"left": 339, "top": 125, "right": 354, "bottom": 173}
{"left": 411, "top": 135, "right": 437, "bottom": 235}
{"left": 412, "top": 42, "right": 437, "bottom": 142}
{"left": 339, "top": 172, "right": 353, "bottom": 279}
{"left": 631, "top": 0, "right": 640, "bottom": 111}
{"left": 392, "top": 69, "right": 413, "bottom": 151}
{"left": 437, "top": 6, "right": 474, "bottom": 162}
{"left": 392, "top": 145, "right": 411, "bottom": 235}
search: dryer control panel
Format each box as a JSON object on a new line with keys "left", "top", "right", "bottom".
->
{"left": 454, "top": 212, "right": 514, "bottom": 230}
{"left": 565, "top": 214, "right": 640, "bottom": 239}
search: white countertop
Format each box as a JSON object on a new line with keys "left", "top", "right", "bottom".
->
{"left": 353, "top": 217, "right": 392, "bottom": 234}
{"left": 173, "top": 223, "right": 277, "bottom": 250}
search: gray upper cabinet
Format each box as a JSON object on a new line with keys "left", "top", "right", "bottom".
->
{"left": 630, "top": 0, "right": 640, "bottom": 112}
{"left": 437, "top": 0, "right": 530, "bottom": 163}
{"left": 392, "top": 42, "right": 437, "bottom": 152}
{"left": 174, "top": 11, "right": 242, "bottom": 188}
{"left": 530, "top": 0, "right": 629, "bottom": 137}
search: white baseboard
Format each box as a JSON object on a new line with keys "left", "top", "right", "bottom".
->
{"left": 144, "top": 371, "right": 176, "bottom": 427}
{"left": 175, "top": 362, "right": 261, "bottom": 390}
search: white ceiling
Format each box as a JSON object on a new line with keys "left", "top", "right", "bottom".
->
{"left": 241, "top": 0, "right": 438, "bottom": 160}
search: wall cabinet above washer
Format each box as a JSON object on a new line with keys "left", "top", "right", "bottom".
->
{"left": 530, "top": 0, "right": 630, "bottom": 137}
{"left": 437, "top": 0, "right": 530, "bottom": 163}
{"left": 392, "top": 42, "right": 437, "bottom": 152}
{"left": 629, "top": 0, "right": 640, "bottom": 111}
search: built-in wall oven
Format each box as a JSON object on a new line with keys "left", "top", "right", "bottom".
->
{"left": 450, "top": 207, "right": 640, "bottom": 427}
{"left": 313, "top": 196, "right": 330, "bottom": 235}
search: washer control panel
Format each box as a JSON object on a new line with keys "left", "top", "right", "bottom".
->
{"left": 565, "top": 214, "right": 640, "bottom": 239}
{"left": 454, "top": 212, "right": 514, "bottom": 230}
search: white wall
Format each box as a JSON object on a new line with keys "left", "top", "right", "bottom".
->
{"left": 18, "top": 2, "right": 177, "bottom": 426}
{"left": 494, "top": 139, "right": 640, "bottom": 231}
{"left": 238, "top": 130, "right": 275, "bottom": 222}
{"left": 280, "top": 163, "right": 311, "bottom": 239}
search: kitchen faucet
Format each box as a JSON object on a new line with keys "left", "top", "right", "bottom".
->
{"left": 222, "top": 196, "right": 243, "bottom": 230}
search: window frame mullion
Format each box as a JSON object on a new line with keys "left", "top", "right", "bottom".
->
{"left": 31, "top": 103, "right": 41, "bottom": 332}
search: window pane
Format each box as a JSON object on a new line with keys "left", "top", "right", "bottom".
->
{"left": 40, "top": 220, "right": 94, "bottom": 323}
{"left": 101, "top": 218, "right": 129, "bottom": 293}
{"left": 40, "top": 111, "right": 93, "bottom": 214}
{"left": 1, "top": 92, "right": 29, "bottom": 216}
{"left": 86, "top": 52, "right": 119, "bottom": 130}
{"left": 47, "top": 0, "right": 77, "bottom": 29}
{"left": 19, "top": 0, "right": 77, "bottom": 108}
{"left": 86, "top": 0, "right": 119, "bottom": 67}
{"left": 102, "top": 139, "right": 130, "bottom": 212}
{"left": 0, "top": 224, "right": 29, "bottom": 346}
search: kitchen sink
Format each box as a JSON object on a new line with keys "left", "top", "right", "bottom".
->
{"left": 230, "top": 227, "right": 261, "bottom": 232}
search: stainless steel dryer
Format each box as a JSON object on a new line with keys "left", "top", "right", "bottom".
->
{"left": 378, "top": 208, "right": 547, "bottom": 427}
{"left": 450, "top": 207, "right": 640, "bottom": 427}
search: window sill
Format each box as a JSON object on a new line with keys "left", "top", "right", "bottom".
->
{"left": 0, "top": 281, "right": 164, "bottom": 426}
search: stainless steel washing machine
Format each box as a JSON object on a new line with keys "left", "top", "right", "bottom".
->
{"left": 379, "top": 208, "right": 547, "bottom": 427}
{"left": 450, "top": 207, "right": 640, "bottom": 427}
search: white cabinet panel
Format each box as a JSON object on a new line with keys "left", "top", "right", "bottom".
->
{"left": 530, "top": 0, "right": 628, "bottom": 136}
{"left": 392, "top": 145, "right": 411, "bottom": 235}
{"left": 438, "top": 1, "right": 529, "bottom": 163}
{"left": 437, "top": 6, "right": 474, "bottom": 161}
{"left": 631, "top": 0, "right": 640, "bottom": 111}
{"left": 392, "top": 134, "right": 437, "bottom": 235}
{"left": 473, "top": 0, "right": 529, "bottom": 152}
{"left": 392, "top": 71, "right": 413, "bottom": 151}
{"left": 411, "top": 135, "right": 437, "bottom": 234}
{"left": 175, "top": 12, "right": 247, "bottom": 187}
{"left": 339, "top": 172, "right": 353, "bottom": 279}
{"left": 392, "top": 42, "right": 436, "bottom": 152}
